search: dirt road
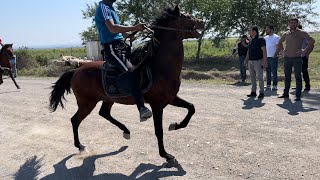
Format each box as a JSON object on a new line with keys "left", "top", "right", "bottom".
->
{"left": 1, "top": 77, "right": 320, "bottom": 179}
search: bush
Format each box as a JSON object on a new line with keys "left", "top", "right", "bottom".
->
{"left": 15, "top": 47, "right": 40, "bottom": 69}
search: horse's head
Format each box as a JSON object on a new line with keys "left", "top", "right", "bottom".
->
{"left": 0, "top": 44, "right": 14, "bottom": 60}
{"left": 153, "top": 6, "right": 205, "bottom": 39}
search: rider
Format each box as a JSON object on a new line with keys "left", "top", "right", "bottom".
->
{"left": 0, "top": 38, "right": 4, "bottom": 47}
{"left": 95, "top": 0, "right": 153, "bottom": 121}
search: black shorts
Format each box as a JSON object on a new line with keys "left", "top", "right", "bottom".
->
{"left": 103, "top": 41, "right": 131, "bottom": 72}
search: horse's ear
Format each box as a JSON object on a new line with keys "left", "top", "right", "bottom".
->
{"left": 174, "top": 5, "right": 181, "bottom": 16}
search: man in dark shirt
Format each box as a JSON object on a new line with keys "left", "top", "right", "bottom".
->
{"left": 245, "top": 26, "right": 267, "bottom": 98}
{"left": 237, "top": 35, "right": 249, "bottom": 82}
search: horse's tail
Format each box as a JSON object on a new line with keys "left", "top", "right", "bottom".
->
{"left": 49, "top": 70, "right": 75, "bottom": 112}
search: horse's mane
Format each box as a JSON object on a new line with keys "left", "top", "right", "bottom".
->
{"left": 131, "top": 7, "right": 178, "bottom": 65}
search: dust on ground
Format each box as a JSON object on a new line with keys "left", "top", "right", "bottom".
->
{"left": 0, "top": 77, "right": 320, "bottom": 179}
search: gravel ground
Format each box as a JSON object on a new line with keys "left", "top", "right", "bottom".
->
{"left": 0, "top": 77, "right": 320, "bottom": 180}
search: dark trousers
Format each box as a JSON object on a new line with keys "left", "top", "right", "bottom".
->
{"left": 266, "top": 57, "right": 278, "bottom": 86}
{"left": 302, "top": 56, "right": 310, "bottom": 88}
{"left": 118, "top": 71, "right": 144, "bottom": 110}
{"left": 239, "top": 55, "right": 246, "bottom": 81}
{"left": 104, "top": 41, "right": 144, "bottom": 110}
{"left": 283, "top": 57, "right": 302, "bottom": 97}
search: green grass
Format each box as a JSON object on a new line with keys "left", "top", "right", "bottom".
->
{"left": 27, "top": 47, "right": 86, "bottom": 61}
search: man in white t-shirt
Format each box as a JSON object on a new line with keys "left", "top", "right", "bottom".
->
{"left": 264, "top": 25, "right": 280, "bottom": 90}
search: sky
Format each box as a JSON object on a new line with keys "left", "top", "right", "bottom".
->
{"left": 0, "top": 0, "right": 97, "bottom": 48}
{"left": 0, "top": 0, "right": 319, "bottom": 48}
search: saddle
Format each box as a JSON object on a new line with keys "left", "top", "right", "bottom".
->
{"left": 101, "top": 39, "right": 158, "bottom": 98}
{"left": 101, "top": 61, "right": 153, "bottom": 98}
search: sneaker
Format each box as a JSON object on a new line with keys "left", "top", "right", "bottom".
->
{"left": 304, "top": 86, "right": 310, "bottom": 91}
{"left": 295, "top": 97, "right": 301, "bottom": 101}
{"left": 265, "top": 85, "right": 271, "bottom": 89}
{"left": 278, "top": 94, "right": 289, "bottom": 98}
{"left": 272, "top": 85, "right": 278, "bottom": 90}
{"left": 247, "top": 92, "right": 257, "bottom": 97}
{"left": 139, "top": 107, "right": 153, "bottom": 122}
{"left": 257, "top": 93, "right": 265, "bottom": 98}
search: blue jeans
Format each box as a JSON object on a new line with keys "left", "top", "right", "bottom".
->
{"left": 239, "top": 55, "right": 246, "bottom": 81}
{"left": 266, "top": 57, "right": 278, "bottom": 86}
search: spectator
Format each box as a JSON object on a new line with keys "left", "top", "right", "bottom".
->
{"left": 236, "top": 35, "right": 249, "bottom": 82}
{"left": 0, "top": 38, "right": 3, "bottom": 47}
{"left": 245, "top": 26, "right": 267, "bottom": 98}
{"left": 298, "top": 25, "right": 311, "bottom": 91}
{"left": 10, "top": 54, "right": 17, "bottom": 78}
{"left": 275, "top": 18, "right": 315, "bottom": 101}
{"left": 264, "top": 25, "right": 280, "bottom": 90}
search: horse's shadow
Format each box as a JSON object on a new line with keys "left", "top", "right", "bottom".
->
{"left": 13, "top": 146, "right": 186, "bottom": 180}
{"left": 242, "top": 97, "right": 266, "bottom": 109}
{"left": 277, "top": 98, "right": 318, "bottom": 116}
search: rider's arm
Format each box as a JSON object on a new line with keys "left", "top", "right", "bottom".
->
{"left": 105, "top": 20, "right": 144, "bottom": 34}
{"left": 100, "top": 3, "right": 144, "bottom": 34}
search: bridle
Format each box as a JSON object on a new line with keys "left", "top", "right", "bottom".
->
{"left": 149, "top": 13, "right": 200, "bottom": 34}
{"left": 150, "top": 25, "right": 199, "bottom": 33}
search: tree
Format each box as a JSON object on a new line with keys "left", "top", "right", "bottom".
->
{"left": 80, "top": 0, "right": 318, "bottom": 59}
{"left": 214, "top": 0, "right": 318, "bottom": 38}
{"left": 80, "top": 3, "right": 99, "bottom": 43}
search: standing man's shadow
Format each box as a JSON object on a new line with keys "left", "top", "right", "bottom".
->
{"left": 277, "top": 98, "right": 318, "bottom": 116}
{"left": 14, "top": 146, "right": 186, "bottom": 180}
{"left": 264, "top": 89, "right": 279, "bottom": 97}
{"left": 242, "top": 97, "right": 266, "bottom": 109}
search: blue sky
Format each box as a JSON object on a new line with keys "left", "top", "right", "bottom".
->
{"left": 0, "top": 0, "right": 319, "bottom": 48}
{"left": 0, "top": 0, "right": 97, "bottom": 48}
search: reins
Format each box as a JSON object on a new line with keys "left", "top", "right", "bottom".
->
{"left": 150, "top": 25, "right": 197, "bottom": 33}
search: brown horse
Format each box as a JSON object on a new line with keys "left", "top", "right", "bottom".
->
{"left": 0, "top": 44, "right": 20, "bottom": 89}
{"left": 49, "top": 6, "right": 204, "bottom": 165}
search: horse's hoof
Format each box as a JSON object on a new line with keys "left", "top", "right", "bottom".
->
{"left": 166, "top": 157, "right": 179, "bottom": 167}
{"left": 79, "top": 144, "right": 86, "bottom": 152}
{"left": 123, "top": 133, "right": 131, "bottom": 140}
{"left": 169, "top": 123, "right": 178, "bottom": 131}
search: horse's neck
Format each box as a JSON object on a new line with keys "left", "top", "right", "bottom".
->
{"left": 0, "top": 55, "right": 10, "bottom": 67}
{"left": 152, "top": 34, "right": 184, "bottom": 79}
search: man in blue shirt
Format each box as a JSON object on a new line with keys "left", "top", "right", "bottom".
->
{"left": 10, "top": 54, "right": 17, "bottom": 78}
{"left": 95, "top": 0, "right": 152, "bottom": 121}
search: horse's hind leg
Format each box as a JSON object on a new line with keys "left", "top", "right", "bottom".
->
{"left": 168, "top": 96, "right": 195, "bottom": 131}
{"left": 8, "top": 70, "right": 20, "bottom": 89}
{"left": 99, "top": 101, "right": 131, "bottom": 139}
{"left": 71, "top": 100, "right": 97, "bottom": 151}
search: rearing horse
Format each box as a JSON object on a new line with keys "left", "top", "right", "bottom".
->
{"left": 0, "top": 44, "right": 20, "bottom": 89}
{"left": 49, "top": 6, "right": 204, "bottom": 165}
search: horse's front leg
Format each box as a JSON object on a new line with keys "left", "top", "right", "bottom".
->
{"left": 8, "top": 70, "right": 20, "bottom": 89}
{"left": 151, "top": 104, "right": 177, "bottom": 166}
{"left": 168, "top": 96, "right": 195, "bottom": 131}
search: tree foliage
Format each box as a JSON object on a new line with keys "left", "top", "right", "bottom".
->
{"left": 80, "top": 0, "right": 318, "bottom": 59}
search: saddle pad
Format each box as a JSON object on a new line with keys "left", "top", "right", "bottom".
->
{"left": 101, "top": 62, "right": 153, "bottom": 98}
